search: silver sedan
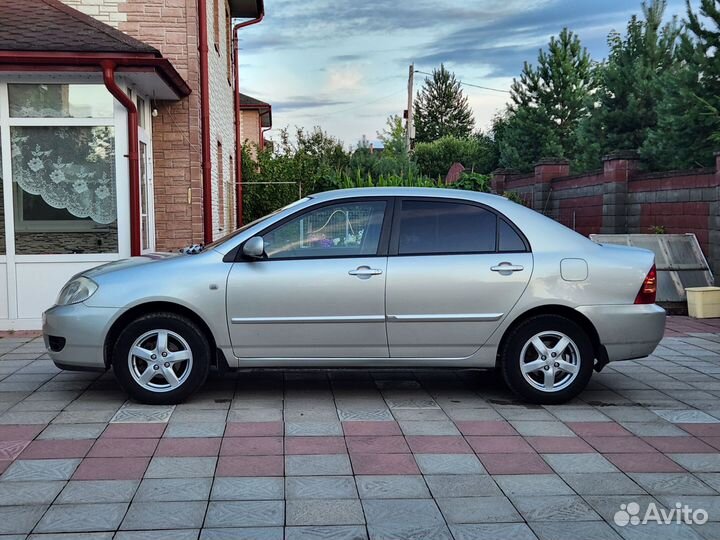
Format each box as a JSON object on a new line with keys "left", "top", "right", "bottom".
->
{"left": 43, "top": 188, "right": 666, "bottom": 404}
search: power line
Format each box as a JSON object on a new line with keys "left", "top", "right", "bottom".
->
{"left": 414, "top": 70, "right": 510, "bottom": 94}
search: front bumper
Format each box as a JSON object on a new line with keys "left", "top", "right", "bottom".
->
{"left": 42, "top": 303, "right": 118, "bottom": 371}
{"left": 576, "top": 303, "right": 666, "bottom": 362}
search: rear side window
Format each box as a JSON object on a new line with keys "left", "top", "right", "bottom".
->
{"left": 498, "top": 218, "right": 527, "bottom": 252}
{"left": 397, "top": 200, "right": 496, "bottom": 255}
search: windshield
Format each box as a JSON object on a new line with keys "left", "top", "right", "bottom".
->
{"left": 204, "top": 197, "right": 311, "bottom": 250}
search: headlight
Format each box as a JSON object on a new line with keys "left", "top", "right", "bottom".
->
{"left": 56, "top": 277, "right": 98, "bottom": 305}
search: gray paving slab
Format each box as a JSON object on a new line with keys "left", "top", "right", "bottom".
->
{"left": 512, "top": 495, "right": 601, "bottom": 521}
{"left": 56, "top": 480, "right": 139, "bottom": 504}
{"left": 542, "top": 453, "right": 619, "bottom": 474}
{"left": 628, "top": 473, "right": 717, "bottom": 495}
{"left": 285, "top": 476, "right": 357, "bottom": 499}
{"left": 121, "top": 501, "right": 207, "bottom": 530}
{"left": 286, "top": 499, "right": 365, "bottom": 526}
{"left": 114, "top": 530, "right": 199, "bottom": 540}
{"left": 37, "top": 424, "right": 106, "bottom": 440}
{"left": 144, "top": 457, "right": 217, "bottom": 479}
{"left": 0, "top": 459, "right": 80, "bottom": 482}
{"left": 285, "top": 454, "right": 352, "bottom": 476}
{"left": 415, "top": 453, "right": 485, "bottom": 475}
{"left": 397, "top": 420, "right": 460, "bottom": 435}
{"left": 510, "top": 420, "right": 576, "bottom": 437}
{"left": 0, "top": 480, "right": 64, "bottom": 505}
{"left": 529, "top": 521, "right": 622, "bottom": 540}
{"left": 199, "top": 528, "right": 283, "bottom": 540}
{"left": 355, "top": 475, "right": 430, "bottom": 499}
{"left": 134, "top": 477, "right": 213, "bottom": 501}
{"left": 437, "top": 495, "right": 522, "bottom": 524}
{"left": 204, "top": 500, "right": 284, "bottom": 528}
{"left": 424, "top": 474, "right": 500, "bottom": 498}
{"left": 285, "top": 422, "right": 343, "bottom": 436}
{"left": 0, "top": 504, "right": 48, "bottom": 534}
{"left": 34, "top": 502, "right": 128, "bottom": 533}
{"left": 163, "top": 422, "right": 226, "bottom": 438}
{"left": 450, "top": 523, "right": 538, "bottom": 540}
{"left": 285, "top": 526, "right": 368, "bottom": 540}
{"left": 560, "top": 473, "right": 647, "bottom": 495}
{"left": 210, "top": 477, "right": 284, "bottom": 500}
{"left": 494, "top": 474, "right": 574, "bottom": 496}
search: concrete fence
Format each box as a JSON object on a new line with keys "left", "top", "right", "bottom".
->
{"left": 491, "top": 151, "right": 720, "bottom": 276}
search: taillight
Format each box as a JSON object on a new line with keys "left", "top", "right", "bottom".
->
{"left": 634, "top": 264, "right": 657, "bottom": 304}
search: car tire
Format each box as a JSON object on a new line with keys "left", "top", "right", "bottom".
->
{"left": 500, "top": 315, "right": 594, "bottom": 405}
{"left": 112, "top": 312, "right": 210, "bottom": 405}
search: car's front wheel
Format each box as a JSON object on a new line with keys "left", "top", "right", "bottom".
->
{"left": 500, "top": 315, "right": 594, "bottom": 404}
{"left": 112, "top": 312, "right": 210, "bottom": 404}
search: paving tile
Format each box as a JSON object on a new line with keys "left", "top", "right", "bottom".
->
{"left": 510, "top": 420, "right": 576, "bottom": 437}
{"left": 72, "top": 457, "right": 149, "bottom": 480}
{"left": 345, "top": 436, "right": 410, "bottom": 454}
{"left": 18, "top": 439, "right": 92, "bottom": 459}
{"left": 164, "top": 422, "right": 226, "bottom": 438}
{"left": 478, "top": 453, "right": 552, "bottom": 475}
{"left": 450, "top": 523, "right": 538, "bottom": 540}
{"left": 285, "top": 422, "right": 343, "bottom": 436}
{"left": 341, "top": 421, "right": 401, "bottom": 436}
{"left": 0, "top": 480, "right": 64, "bottom": 505}
{"left": 466, "top": 436, "right": 535, "bottom": 454}
{"left": 116, "top": 530, "right": 199, "bottom": 540}
{"left": 110, "top": 405, "right": 175, "bottom": 424}
{"left": 286, "top": 454, "right": 352, "bottom": 476}
{"left": 0, "top": 460, "right": 9, "bottom": 475}
{"left": 529, "top": 521, "right": 622, "bottom": 540}
{"left": 0, "top": 425, "right": 44, "bottom": 441}
{"left": 585, "top": 436, "right": 657, "bottom": 453}
{"left": 406, "top": 435, "right": 472, "bottom": 454}
{"left": 415, "top": 453, "right": 485, "bottom": 475}
{"left": 286, "top": 475, "right": 357, "bottom": 500}
{"left": 337, "top": 409, "right": 393, "bottom": 422}
{"left": 28, "top": 533, "right": 115, "bottom": 540}
{"left": 285, "top": 525, "right": 368, "bottom": 540}
{"left": 200, "top": 528, "right": 282, "bottom": 540}
{"left": 286, "top": 499, "right": 365, "bottom": 526}
{"left": 397, "top": 420, "right": 459, "bottom": 436}
{"left": 606, "top": 452, "right": 686, "bottom": 473}
{"left": 224, "top": 422, "right": 283, "bottom": 437}
{"left": 87, "top": 438, "right": 158, "bottom": 458}
{"left": 226, "top": 409, "right": 283, "bottom": 423}
{"left": 653, "top": 410, "right": 720, "bottom": 424}
{"left": 205, "top": 500, "right": 284, "bottom": 527}
{"left": 425, "top": 474, "right": 501, "bottom": 498}
{"left": 567, "top": 422, "right": 633, "bottom": 437}
{"left": 34, "top": 502, "right": 128, "bottom": 533}
{"left": 219, "top": 436, "right": 283, "bottom": 456}
{"left": 0, "top": 440, "right": 29, "bottom": 460}
{"left": 542, "top": 452, "right": 619, "bottom": 474}
{"left": 155, "top": 437, "right": 221, "bottom": 457}
{"left": 560, "top": 472, "right": 647, "bottom": 495}
{"left": 284, "top": 436, "right": 346, "bottom": 455}
{"left": 437, "top": 495, "right": 521, "bottom": 524}
{"left": 526, "top": 436, "right": 594, "bottom": 453}
{"left": 621, "top": 421, "right": 690, "bottom": 437}
{"left": 216, "top": 456, "right": 283, "bottom": 477}
{"left": 211, "top": 477, "right": 284, "bottom": 500}
{"left": 134, "top": 477, "right": 213, "bottom": 501}
{"left": 101, "top": 423, "right": 166, "bottom": 439}
{"left": 628, "top": 473, "right": 716, "bottom": 495}
{"left": 0, "top": 504, "right": 48, "bottom": 534}
{"left": 494, "top": 474, "right": 573, "bottom": 496}
{"left": 363, "top": 498, "right": 451, "bottom": 539}
{"left": 1, "top": 458, "right": 79, "bottom": 481}
{"left": 355, "top": 475, "right": 430, "bottom": 499}
{"left": 144, "top": 456, "right": 216, "bottom": 478}
{"left": 512, "top": 494, "right": 600, "bottom": 521}
{"left": 679, "top": 424, "right": 720, "bottom": 437}
{"left": 349, "top": 453, "right": 419, "bottom": 475}
{"left": 37, "top": 424, "right": 106, "bottom": 440}
{"left": 121, "top": 501, "right": 207, "bottom": 530}
{"left": 56, "top": 480, "right": 139, "bottom": 504}
{"left": 669, "top": 453, "right": 720, "bottom": 473}
{"left": 642, "top": 436, "right": 716, "bottom": 453}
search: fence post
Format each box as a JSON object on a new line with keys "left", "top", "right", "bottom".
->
{"left": 709, "top": 151, "right": 720, "bottom": 282}
{"left": 533, "top": 158, "right": 569, "bottom": 214}
{"left": 601, "top": 151, "right": 639, "bottom": 234}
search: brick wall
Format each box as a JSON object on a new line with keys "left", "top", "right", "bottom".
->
{"left": 60, "top": 0, "right": 127, "bottom": 27}
{"left": 240, "top": 109, "right": 261, "bottom": 148}
{"left": 494, "top": 152, "right": 720, "bottom": 276}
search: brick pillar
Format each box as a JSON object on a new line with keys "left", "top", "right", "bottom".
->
{"left": 491, "top": 168, "right": 514, "bottom": 194}
{"left": 709, "top": 151, "right": 720, "bottom": 282}
{"left": 601, "top": 151, "right": 640, "bottom": 234}
{"left": 533, "top": 158, "right": 569, "bottom": 213}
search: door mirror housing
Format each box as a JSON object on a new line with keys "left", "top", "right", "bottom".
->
{"left": 242, "top": 236, "right": 265, "bottom": 259}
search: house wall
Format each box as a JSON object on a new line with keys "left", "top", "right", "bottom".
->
{"left": 493, "top": 153, "right": 720, "bottom": 277}
{"left": 59, "top": 0, "right": 127, "bottom": 27}
{"left": 240, "top": 109, "right": 261, "bottom": 148}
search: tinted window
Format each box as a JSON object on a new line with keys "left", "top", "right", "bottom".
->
{"left": 499, "top": 218, "right": 527, "bottom": 252}
{"left": 397, "top": 200, "right": 496, "bottom": 255}
{"left": 264, "top": 201, "right": 386, "bottom": 259}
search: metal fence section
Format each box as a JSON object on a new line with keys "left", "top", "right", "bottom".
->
{"left": 590, "top": 233, "right": 714, "bottom": 303}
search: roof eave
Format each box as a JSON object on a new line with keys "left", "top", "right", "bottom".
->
{"left": 229, "top": 0, "right": 264, "bottom": 19}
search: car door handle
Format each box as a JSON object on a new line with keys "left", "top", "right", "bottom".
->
{"left": 490, "top": 263, "right": 524, "bottom": 273}
{"left": 348, "top": 266, "right": 383, "bottom": 277}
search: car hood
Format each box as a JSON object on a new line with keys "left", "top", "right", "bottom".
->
{"left": 82, "top": 252, "right": 179, "bottom": 279}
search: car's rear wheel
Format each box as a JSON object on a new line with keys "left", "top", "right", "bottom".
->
{"left": 500, "top": 315, "right": 594, "bottom": 404}
{"left": 112, "top": 312, "right": 210, "bottom": 404}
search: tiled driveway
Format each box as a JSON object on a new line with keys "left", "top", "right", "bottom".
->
{"left": 2, "top": 318, "right": 720, "bottom": 539}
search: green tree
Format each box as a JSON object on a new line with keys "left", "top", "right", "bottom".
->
{"left": 414, "top": 64, "right": 475, "bottom": 143}
{"left": 499, "top": 28, "right": 594, "bottom": 170}
{"left": 413, "top": 135, "right": 498, "bottom": 179}
{"left": 377, "top": 114, "right": 406, "bottom": 157}
{"left": 576, "top": 1, "right": 679, "bottom": 171}
{"left": 642, "top": 0, "right": 720, "bottom": 169}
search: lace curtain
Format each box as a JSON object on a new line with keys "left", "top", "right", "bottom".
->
{"left": 11, "top": 126, "right": 117, "bottom": 224}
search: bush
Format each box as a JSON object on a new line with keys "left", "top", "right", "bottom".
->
{"left": 413, "top": 135, "right": 498, "bottom": 179}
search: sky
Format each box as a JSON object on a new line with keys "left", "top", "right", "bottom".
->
{"left": 237, "top": 0, "right": 694, "bottom": 148}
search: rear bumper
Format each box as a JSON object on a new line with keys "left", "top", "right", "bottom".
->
{"left": 576, "top": 303, "right": 666, "bottom": 362}
{"left": 42, "top": 303, "right": 117, "bottom": 371}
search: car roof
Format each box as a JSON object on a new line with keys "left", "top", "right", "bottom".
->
{"left": 310, "top": 187, "right": 508, "bottom": 203}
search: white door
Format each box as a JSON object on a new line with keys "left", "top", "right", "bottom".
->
{"left": 138, "top": 132, "right": 155, "bottom": 253}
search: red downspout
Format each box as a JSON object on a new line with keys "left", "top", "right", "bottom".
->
{"left": 198, "top": 0, "right": 214, "bottom": 244}
{"left": 101, "top": 61, "right": 141, "bottom": 256}
{"left": 233, "top": 10, "right": 265, "bottom": 226}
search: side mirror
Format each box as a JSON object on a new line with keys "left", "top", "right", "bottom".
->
{"left": 242, "top": 236, "right": 265, "bottom": 259}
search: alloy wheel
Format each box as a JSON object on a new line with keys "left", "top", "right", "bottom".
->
{"left": 127, "top": 329, "right": 193, "bottom": 393}
{"left": 519, "top": 331, "right": 580, "bottom": 392}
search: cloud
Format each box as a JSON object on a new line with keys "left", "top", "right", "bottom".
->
{"left": 272, "top": 95, "right": 353, "bottom": 112}
{"left": 326, "top": 65, "right": 364, "bottom": 92}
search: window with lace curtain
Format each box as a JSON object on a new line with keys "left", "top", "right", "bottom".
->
{"left": 7, "top": 83, "right": 118, "bottom": 255}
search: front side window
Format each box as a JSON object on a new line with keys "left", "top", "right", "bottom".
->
{"left": 263, "top": 201, "right": 387, "bottom": 259}
{"left": 8, "top": 84, "right": 118, "bottom": 255}
{"left": 397, "top": 199, "right": 496, "bottom": 255}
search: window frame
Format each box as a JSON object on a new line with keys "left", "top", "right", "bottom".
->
{"left": 234, "top": 196, "right": 395, "bottom": 262}
{"left": 388, "top": 196, "right": 530, "bottom": 257}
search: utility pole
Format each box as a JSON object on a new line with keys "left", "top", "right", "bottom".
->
{"left": 405, "top": 63, "right": 414, "bottom": 154}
